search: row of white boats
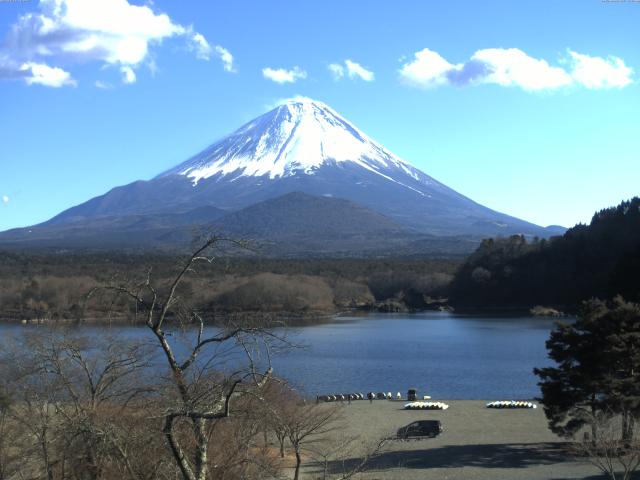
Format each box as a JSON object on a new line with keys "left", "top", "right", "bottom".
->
{"left": 486, "top": 401, "right": 537, "bottom": 409}
{"left": 318, "top": 392, "right": 425, "bottom": 402}
{"left": 404, "top": 400, "right": 538, "bottom": 410}
{"left": 404, "top": 402, "right": 450, "bottom": 410}
{"left": 317, "top": 394, "right": 538, "bottom": 410}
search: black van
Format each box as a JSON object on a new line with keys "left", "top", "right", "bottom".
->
{"left": 397, "top": 420, "right": 443, "bottom": 440}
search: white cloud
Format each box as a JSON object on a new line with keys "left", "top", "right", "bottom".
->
{"left": 344, "top": 59, "right": 374, "bottom": 81}
{"left": 329, "top": 60, "right": 374, "bottom": 82}
{"left": 262, "top": 66, "right": 306, "bottom": 84}
{"left": 0, "top": 0, "right": 223, "bottom": 87}
{"left": 399, "top": 47, "right": 633, "bottom": 92}
{"left": 120, "top": 65, "right": 136, "bottom": 84}
{"left": 188, "top": 32, "right": 234, "bottom": 72}
{"left": 189, "top": 32, "right": 211, "bottom": 60}
{"left": 94, "top": 80, "right": 113, "bottom": 89}
{"left": 568, "top": 50, "right": 633, "bottom": 89}
{"left": 472, "top": 48, "right": 572, "bottom": 91}
{"left": 2, "top": 195, "right": 9, "bottom": 205}
{"left": 398, "top": 48, "right": 455, "bottom": 88}
{"left": 146, "top": 57, "right": 158, "bottom": 77}
{"left": 214, "top": 45, "right": 235, "bottom": 72}
{"left": 328, "top": 63, "right": 344, "bottom": 80}
{"left": 21, "top": 62, "right": 76, "bottom": 87}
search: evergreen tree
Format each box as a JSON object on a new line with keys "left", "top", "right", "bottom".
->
{"left": 596, "top": 297, "right": 640, "bottom": 441}
{"left": 534, "top": 297, "right": 640, "bottom": 440}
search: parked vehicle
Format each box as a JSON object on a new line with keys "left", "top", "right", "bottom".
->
{"left": 407, "top": 388, "right": 417, "bottom": 401}
{"left": 396, "top": 420, "right": 443, "bottom": 440}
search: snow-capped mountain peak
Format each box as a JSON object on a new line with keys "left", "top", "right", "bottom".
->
{"left": 161, "top": 99, "right": 424, "bottom": 187}
{"left": 2, "top": 99, "right": 554, "bottom": 249}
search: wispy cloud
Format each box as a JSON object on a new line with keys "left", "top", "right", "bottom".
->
{"left": 214, "top": 45, "right": 235, "bottom": 72}
{"left": 345, "top": 59, "right": 374, "bottom": 81}
{"left": 329, "top": 59, "right": 374, "bottom": 82}
{"left": 328, "top": 63, "right": 344, "bottom": 80}
{"left": 120, "top": 65, "right": 136, "bottom": 84}
{"left": 399, "top": 47, "right": 633, "bottom": 92}
{"left": 2, "top": 195, "right": 9, "bottom": 205}
{"left": 0, "top": 0, "right": 231, "bottom": 87}
{"left": 189, "top": 32, "right": 212, "bottom": 60}
{"left": 94, "top": 80, "right": 113, "bottom": 89}
{"left": 262, "top": 66, "right": 307, "bottom": 84}
{"left": 188, "top": 33, "right": 235, "bottom": 72}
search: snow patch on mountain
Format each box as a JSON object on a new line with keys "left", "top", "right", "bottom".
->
{"left": 161, "top": 99, "right": 430, "bottom": 194}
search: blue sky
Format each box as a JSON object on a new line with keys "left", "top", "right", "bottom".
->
{"left": 0, "top": 0, "right": 638, "bottom": 231}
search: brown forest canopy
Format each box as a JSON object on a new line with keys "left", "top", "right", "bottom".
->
{"left": 0, "top": 254, "right": 458, "bottom": 321}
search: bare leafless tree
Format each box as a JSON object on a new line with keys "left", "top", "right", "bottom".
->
{"left": 1, "top": 331, "right": 163, "bottom": 480}
{"left": 0, "top": 335, "right": 65, "bottom": 480}
{"left": 88, "top": 236, "right": 285, "bottom": 480}
{"left": 307, "top": 435, "right": 387, "bottom": 480}
{"left": 0, "top": 236, "right": 292, "bottom": 480}
{"left": 280, "top": 402, "right": 342, "bottom": 480}
{"left": 0, "top": 387, "right": 22, "bottom": 480}
{"left": 573, "top": 410, "right": 640, "bottom": 480}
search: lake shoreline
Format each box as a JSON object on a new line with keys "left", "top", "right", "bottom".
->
{"left": 0, "top": 304, "right": 558, "bottom": 327}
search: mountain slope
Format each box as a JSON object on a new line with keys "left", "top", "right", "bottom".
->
{"left": 0, "top": 206, "right": 225, "bottom": 249}
{"left": 0, "top": 99, "right": 561, "bottom": 253}
{"left": 213, "top": 192, "right": 405, "bottom": 237}
{"left": 210, "top": 192, "right": 425, "bottom": 256}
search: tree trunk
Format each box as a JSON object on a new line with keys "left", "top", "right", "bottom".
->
{"left": 39, "top": 429, "right": 54, "bottom": 480}
{"left": 293, "top": 447, "right": 302, "bottom": 480}
{"left": 194, "top": 418, "right": 209, "bottom": 480}
{"left": 591, "top": 402, "right": 598, "bottom": 444}
{"left": 164, "top": 417, "right": 196, "bottom": 480}
{"left": 621, "top": 411, "right": 635, "bottom": 444}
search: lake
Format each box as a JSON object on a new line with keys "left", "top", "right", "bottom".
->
{"left": 0, "top": 312, "right": 560, "bottom": 400}
{"left": 274, "top": 312, "right": 559, "bottom": 400}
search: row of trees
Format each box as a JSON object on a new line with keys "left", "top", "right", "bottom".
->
{"left": 0, "top": 332, "right": 373, "bottom": 480}
{"left": 0, "top": 251, "right": 456, "bottom": 321}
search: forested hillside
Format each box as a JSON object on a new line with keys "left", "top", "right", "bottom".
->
{"left": 450, "top": 198, "right": 640, "bottom": 310}
{"left": 0, "top": 253, "right": 457, "bottom": 322}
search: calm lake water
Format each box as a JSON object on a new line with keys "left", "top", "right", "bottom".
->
{"left": 0, "top": 312, "right": 560, "bottom": 400}
{"left": 275, "top": 312, "right": 558, "bottom": 400}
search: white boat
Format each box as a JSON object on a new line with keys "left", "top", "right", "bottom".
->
{"left": 404, "top": 401, "right": 449, "bottom": 410}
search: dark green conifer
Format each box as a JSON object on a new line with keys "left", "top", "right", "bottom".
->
{"left": 535, "top": 297, "right": 640, "bottom": 440}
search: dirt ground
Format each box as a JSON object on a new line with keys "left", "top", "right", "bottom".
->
{"left": 298, "top": 400, "right": 614, "bottom": 480}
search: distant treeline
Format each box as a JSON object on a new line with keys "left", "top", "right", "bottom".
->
{"left": 0, "top": 253, "right": 458, "bottom": 322}
{"left": 449, "top": 197, "right": 640, "bottom": 311}
{"left": 5, "top": 198, "right": 637, "bottom": 319}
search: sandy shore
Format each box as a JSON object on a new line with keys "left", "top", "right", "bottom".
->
{"left": 300, "top": 400, "right": 607, "bottom": 480}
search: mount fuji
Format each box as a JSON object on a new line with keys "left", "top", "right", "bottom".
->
{"left": 0, "top": 99, "right": 562, "bottom": 254}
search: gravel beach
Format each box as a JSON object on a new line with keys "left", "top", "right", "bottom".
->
{"left": 301, "top": 400, "right": 607, "bottom": 480}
